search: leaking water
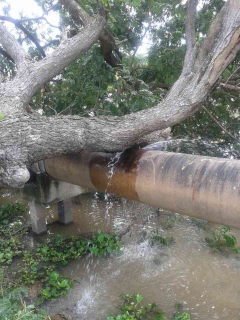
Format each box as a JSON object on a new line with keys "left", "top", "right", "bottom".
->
{"left": 105, "top": 152, "right": 122, "bottom": 195}
{"left": 104, "top": 152, "right": 122, "bottom": 225}
{"left": 1, "top": 190, "right": 240, "bottom": 319}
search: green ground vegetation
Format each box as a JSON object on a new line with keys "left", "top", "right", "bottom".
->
{"left": 0, "top": 203, "right": 29, "bottom": 265}
{"left": 19, "top": 233, "right": 122, "bottom": 303}
{"left": 0, "top": 202, "right": 218, "bottom": 320}
{"left": 190, "top": 219, "right": 240, "bottom": 254}
{"left": 107, "top": 294, "right": 190, "bottom": 320}
{"left": 149, "top": 229, "right": 175, "bottom": 247}
{"left": 205, "top": 226, "right": 240, "bottom": 253}
{"left": 0, "top": 202, "right": 122, "bottom": 319}
{"left": 0, "top": 284, "right": 50, "bottom": 320}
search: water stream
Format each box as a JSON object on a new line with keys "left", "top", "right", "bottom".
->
{"left": 1, "top": 190, "right": 240, "bottom": 319}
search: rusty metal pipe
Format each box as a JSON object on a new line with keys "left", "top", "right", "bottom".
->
{"left": 43, "top": 150, "right": 240, "bottom": 228}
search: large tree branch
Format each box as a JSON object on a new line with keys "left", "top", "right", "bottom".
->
{"left": 60, "top": 0, "right": 92, "bottom": 26}
{"left": 45, "top": 0, "right": 240, "bottom": 145}
{"left": 0, "top": 22, "right": 28, "bottom": 66}
{"left": 197, "top": 2, "right": 229, "bottom": 66}
{"left": 182, "top": 0, "right": 198, "bottom": 76}
{"left": 61, "top": 0, "right": 121, "bottom": 67}
{"left": 0, "top": 15, "right": 106, "bottom": 113}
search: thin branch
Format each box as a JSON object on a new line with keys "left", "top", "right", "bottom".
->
{"left": 42, "top": 3, "right": 61, "bottom": 15}
{"left": 0, "top": 16, "right": 46, "bottom": 57}
{"left": 225, "top": 65, "right": 240, "bottom": 84}
{"left": 58, "top": 105, "right": 72, "bottom": 115}
{"left": 42, "top": 40, "right": 60, "bottom": 49}
{"left": 178, "top": 123, "right": 193, "bottom": 137}
{"left": 19, "top": 17, "right": 60, "bottom": 29}
{"left": 116, "top": 39, "right": 128, "bottom": 46}
{"left": 46, "top": 105, "right": 58, "bottom": 115}
{"left": 227, "top": 75, "right": 240, "bottom": 81}
{"left": 220, "top": 82, "right": 240, "bottom": 91}
{"left": 219, "top": 86, "right": 240, "bottom": 101}
{"left": 129, "top": 20, "right": 151, "bottom": 70}
{"left": 60, "top": 16, "right": 68, "bottom": 41}
{"left": 202, "top": 106, "right": 240, "bottom": 142}
{"left": 0, "top": 22, "right": 28, "bottom": 66}
{"left": 182, "top": 0, "right": 198, "bottom": 75}
{"left": 149, "top": 82, "right": 171, "bottom": 91}
{"left": 18, "top": 3, "right": 61, "bottom": 29}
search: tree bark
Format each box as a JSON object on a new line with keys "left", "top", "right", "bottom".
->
{"left": 0, "top": 0, "right": 240, "bottom": 188}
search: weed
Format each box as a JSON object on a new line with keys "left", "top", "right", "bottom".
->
{"left": 0, "top": 202, "right": 28, "bottom": 238}
{"left": 34, "top": 233, "right": 122, "bottom": 265}
{"left": 0, "top": 236, "right": 24, "bottom": 264}
{"left": 36, "top": 236, "right": 86, "bottom": 265}
{"left": 191, "top": 218, "right": 208, "bottom": 230}
{"left": 173, "top": 313, "right": 190, "bottom": 320}
{"left": 0, "top": 202, "right": 27, "bottom": 266}
{"left": 150, "top": 230, "right": 174, "bottom": 247}
{"left": 88, "top": 233, "right": 122, "bottom": 257}
{"left": 175, "top": 302, "right": 183, "bottom": 312}
{"left": 0, "top": 203, "right": 26, "bottom": 224}
{"left": 205, "top": 226, "right": 240, "bottom": 253}
{"left": 19, "top": 233, "right": 122, "bottom": 302}
{"left": 107, "top": 294, "right": 191, "bottom": 320}
{"left": 107, "top": 293, "right": 166, "bottom": 320}
{"left": 0, "top": 286, "right": 50, "bottom": 320}
{"left": 159, "top": 215, "right": 176, "bottom": 230}
{"left": 0, "top": 202, "right": 122, "bottom": 304}
{"left": 39, "top": 271, "right": 73, "bottom": 302}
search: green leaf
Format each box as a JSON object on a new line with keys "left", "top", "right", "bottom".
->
{"left": 173, "top": 312, "right": 191, "bottom": 320}
{"left": 98, "top": 234, "right": 105, "bottom": 243}
{"left": 49, "top": 271, "right": 59, "bottom": 280}
{"left": 133, "top": 0, "right": 141, "bottom": 6}
{"left": 224, "top": 234, "right": 237, "bottom": 247}
{"left": 136, "top": 294, "right": 143, "bottom": 303}
{"left": 0, "top": 114, "right": 4, "bottom": 120}
{"left": 59, "top": 279, "right": 69, "bottom": 287}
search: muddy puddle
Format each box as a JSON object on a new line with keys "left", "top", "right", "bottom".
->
{"left": 1, "top": 190, "right": 240, "bottom": 319}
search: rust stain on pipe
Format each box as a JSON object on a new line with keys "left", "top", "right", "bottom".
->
{"left": 44, "top": 150, "right": 240, "bottom": 229}
{"left": 89, "top": 149, "right": 145, "bottom": 201}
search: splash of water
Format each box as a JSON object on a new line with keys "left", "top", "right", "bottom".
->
{"left": 104, "top": 152, "right": 122, "bottom": 199}
{"left": 103, "top": 152, "right": 122, "bottom": 223}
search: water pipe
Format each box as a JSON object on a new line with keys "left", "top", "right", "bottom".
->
{"left": 37, "top": 150, "right": 240, "bottom": 228}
